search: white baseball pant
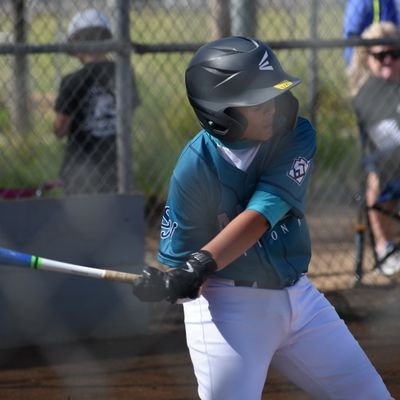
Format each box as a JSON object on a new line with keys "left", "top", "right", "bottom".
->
{"left": 183, "top": 275, "right": 392, "bottom": 400}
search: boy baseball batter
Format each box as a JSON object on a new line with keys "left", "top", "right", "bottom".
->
{"left": 133, "top": 36, "right": 392, "bottom": 399}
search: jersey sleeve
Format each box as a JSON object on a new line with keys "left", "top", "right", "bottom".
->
{"left": 157, "top": 143, "right": 216, "bottom": 268}
{"left": 246, "top": 191, "right": 291, "bottom": 228}
{"left": 255, "top": 117, "right": 316, "bottom": 218}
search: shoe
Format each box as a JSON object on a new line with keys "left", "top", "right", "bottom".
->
{"left": 377, "top": 243, "right": 400, "bottom": 276}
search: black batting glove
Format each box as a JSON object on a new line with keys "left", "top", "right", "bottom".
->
{"left": 165, "top": 250, "right": 218, "bottom": 303}
{"left": 132, "top": 251, "right": 217, "bottom": 303}
{"left": 132, "top": 266, "right": 169, "bottom": 302}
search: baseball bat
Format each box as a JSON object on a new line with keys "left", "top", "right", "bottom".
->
{"left": 0, "top": 247, "right": 142, "bottom": 284}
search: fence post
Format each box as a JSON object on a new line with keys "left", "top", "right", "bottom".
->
{"left": 115, "top": 0, "right": 133, "bottom": 193}
{"left": 208, "top": 0, "right": 231, "bottom": 38}
{"left": 231, "top": 0, "right": 257, "bottom": 37}
{"left": 12, "top": 0, "right": 31, "bottom": 134}
{"left": 308, "top": 0, "right": 319, "bottom": 127}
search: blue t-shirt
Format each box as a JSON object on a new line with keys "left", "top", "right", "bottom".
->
{"left": 158, "top": 117, "right": 316, "bottom": 287}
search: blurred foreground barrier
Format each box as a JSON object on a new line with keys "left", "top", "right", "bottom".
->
{"left": 0, "top": 193, "right": 149, "bottom": 349}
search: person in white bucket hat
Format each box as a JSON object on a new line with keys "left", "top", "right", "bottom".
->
{"left": 53, "top": 9, "right": 140, "bottom": 194}
{"left": 67, "top": 8, "right": 112, "bottom": 42}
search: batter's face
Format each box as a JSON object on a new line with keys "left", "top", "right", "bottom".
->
{"left": 234, "top": 99, "right": 276, "bottom": 141}
{"left": 367, "top": 45, "right": 400, "bottom": 81}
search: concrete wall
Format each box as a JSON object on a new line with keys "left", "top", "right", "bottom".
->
{"left": 0, "top": 193, "right": 149, "bottom": 349}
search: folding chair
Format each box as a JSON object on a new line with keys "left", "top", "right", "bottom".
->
{"left": 354, "top": 125, "right": 400, "bottom": 285}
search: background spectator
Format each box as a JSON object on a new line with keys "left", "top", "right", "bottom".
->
{"left": 53, "top": 9, "right": 140, "bottom": 195}
{"left": 343, "top": 0, "right": 398, "bottom": 65}
{"left": 348, "top": 21, "right": 400, "bottom": 275}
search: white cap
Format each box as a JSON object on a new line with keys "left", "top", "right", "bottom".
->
{"left": 67, "top": 9, "right": 112, "bottom": 39}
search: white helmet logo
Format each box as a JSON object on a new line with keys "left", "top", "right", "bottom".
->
{"left": 259, "top": 50, "right": 274, "bottom": 71}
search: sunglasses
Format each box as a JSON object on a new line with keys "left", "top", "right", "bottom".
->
{"left": 368, "top": 49, "right": 400, "bottom": 62}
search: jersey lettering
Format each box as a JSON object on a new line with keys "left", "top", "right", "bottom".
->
{"left": 270, "top": 220, "right": 301, "bottom": 241}
{"left": 160, "top": 206, "right": 178, "bottom": 240}
{"left": 280, "top": 223, "right": 289, "bottom": 234}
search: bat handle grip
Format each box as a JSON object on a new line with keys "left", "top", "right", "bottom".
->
{"left": 104, "top": 270, "right": 141, "bottom": 283}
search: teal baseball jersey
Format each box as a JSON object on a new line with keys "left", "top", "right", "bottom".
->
{"left": 158, "top": 116, "right": 316, "bottom": 288}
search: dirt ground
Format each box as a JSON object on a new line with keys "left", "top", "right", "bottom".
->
{"left": 1, "top": 227, "right": 400, "bottom": 400}
{"left": 0, "top": 285, "right": 400, "bottom": 400}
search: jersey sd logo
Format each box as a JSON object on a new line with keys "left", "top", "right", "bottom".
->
{"left": 287, "top": 157, "right": 310, "bottom": 185}
{"left": 160, "top": 206, "right": 178, "bottom": 239}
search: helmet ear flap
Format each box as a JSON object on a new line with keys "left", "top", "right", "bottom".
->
{"left": 192, "top": 105, "right": 247, "bottom": 143}
{"left": 273, "top": 92, "right": 299, "bottom": 136}
{"left": 223, "top": 108, "right": 248, "bottom": 142}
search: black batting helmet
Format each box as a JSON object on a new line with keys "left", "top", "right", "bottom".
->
{"left": 185, "top": 36, "right": 301, "bottom": 142}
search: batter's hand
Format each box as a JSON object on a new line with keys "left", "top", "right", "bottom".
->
{"left": 132, "top": 266, "right": 169, "bottom": 302}
{"left": 165, "top": 250, "right": 218, "bottom": 303}
{"left": 132, "top": 251, "right": 217, "bottom": 303}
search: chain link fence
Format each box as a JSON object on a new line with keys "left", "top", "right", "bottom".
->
{"left": 0, "top": 0, "right": 398, "bottom": 291}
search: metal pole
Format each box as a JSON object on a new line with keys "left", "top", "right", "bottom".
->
{"left": 231, "top": 0, "right": 257, "bottom": 37}
{"left": 115, "top": 0, "right": 133, "bottom": 193}
{"left": 208, "top": 0, "right": 231, "bottom": 39}
{"left": 13, "top": 0, "right": 31, "bottom": 134}
{"left": 309, "top": 0, "right": 318, "bottom": 127}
